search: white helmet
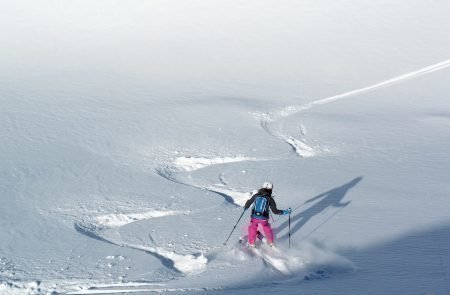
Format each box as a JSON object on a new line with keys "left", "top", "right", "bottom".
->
{"left": 262, "top": 182, "right": 273, "bottom": 190}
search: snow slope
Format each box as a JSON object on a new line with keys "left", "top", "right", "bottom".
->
{"left": 1, "top": 0, "right": 450, "bottom": 294}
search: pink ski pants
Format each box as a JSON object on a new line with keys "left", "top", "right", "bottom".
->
{"left": 248, "top": 218, "right": 274, "bottom": 245}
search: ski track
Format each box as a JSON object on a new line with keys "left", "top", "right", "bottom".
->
{"left": 205, "top": 186, "right": 252, "bottom": 207}
{"left": 66, "top": 286, "right": 216, "bottom": 294}
{"left": 265, "top": 58, "right": 450, "bottom": 122}
{"left": 66, "top": 59, "right": 450, "bottom": 294}
{"left": 156, "top": 155, "right": 255, "bottom": 207}
{"left": 257, "top": 58, "right": 450, "bottom": 157}
{"left": 70, "top": 155, "right": 254, "bottom": 285}
{"left": 259, "top": 114, "right": 322, "bottom": 158}
{"left": 74, "top": 208, "right": 208, "bottom": 276}
{"left": 173, "top": 156, "right": 257, "bottom": 172}
{"left": 94, "top": 210, "right": 185, "bottom": 228}
{"left": 1, "top": 280, "right": 219, "bottom": 295}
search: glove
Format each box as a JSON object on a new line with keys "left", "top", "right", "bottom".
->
{"left": 283, "top": 208, "right": 292, "bottom": 215}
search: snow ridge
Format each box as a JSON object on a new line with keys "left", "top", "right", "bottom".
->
{"left": 283, "top": 136, "right": 318, "bottom": 158}
{"left": 0, "top": 281, "right": 42, "bottom": 295}
{"left": 173, "top": 156, "right": 256, "bottom": 172}
{"left": 94, "top": 210, "right": 183, "bottom": 228}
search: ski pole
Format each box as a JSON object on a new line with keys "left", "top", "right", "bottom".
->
{"left": 223, "top": 209, "right": 246, "bottom": 246}
{"left": 288, "top": 213, "right": 291, "bottom": 248}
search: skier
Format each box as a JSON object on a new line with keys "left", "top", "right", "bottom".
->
{"left": 244, "top": 182, "right": 291, "bottom": 247}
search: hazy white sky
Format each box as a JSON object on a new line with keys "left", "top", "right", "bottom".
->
{"left": 1, "top": 0, "right": 449, "bottom": 100}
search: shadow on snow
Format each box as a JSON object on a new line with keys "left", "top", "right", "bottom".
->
{"left": 276, "top": 176, "right": 363, "bottom": 241}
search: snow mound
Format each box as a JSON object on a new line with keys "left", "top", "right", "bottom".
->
{"left": 0, "top": 281, "right": 43, "bottom": 295}
{"left": 125, "top": 244, "right": 208, "bottom": 275}
{"left": 283, "top": 136, "right": 317, "bottom": 158}
{"left": 164, "top": 251, "right": 208, "bottom": 275}
{"left": 94, "top": 210, "right": 187, "bottom": 228}
{"left": 173, "top": 156, "right": 256, "bottom": 172}
{"left": 207, "top": 186, "right": 252, "bottom": 207}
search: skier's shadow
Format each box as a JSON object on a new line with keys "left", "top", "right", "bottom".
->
{"left": 276, "top": 176, "right": 363, "bottom": 241}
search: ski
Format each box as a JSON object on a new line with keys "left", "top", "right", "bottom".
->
{"left": 252, "top": 247, "right": 290, "bottom": 275}
{"left": 238, "top": 231, "right": 289, "bottom": 274}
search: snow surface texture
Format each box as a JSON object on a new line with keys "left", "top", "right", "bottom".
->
{"left": 2, "top": 0, "right": 450, "bottom": 294}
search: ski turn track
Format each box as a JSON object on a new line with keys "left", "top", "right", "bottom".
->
{"left": 73, "top": 208, "right": 208, "bottom": 276}
{"left": 156, "top": 156, "right": 255, "bottom": 206}
{"left": 71, "top": 59, "right": 450, "bottom": 292}
{"left": 260, "top": 58, "right": 450, "bottom": 156}
{"left": 266, "top": 58, "right": 450, "bottom": 122}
